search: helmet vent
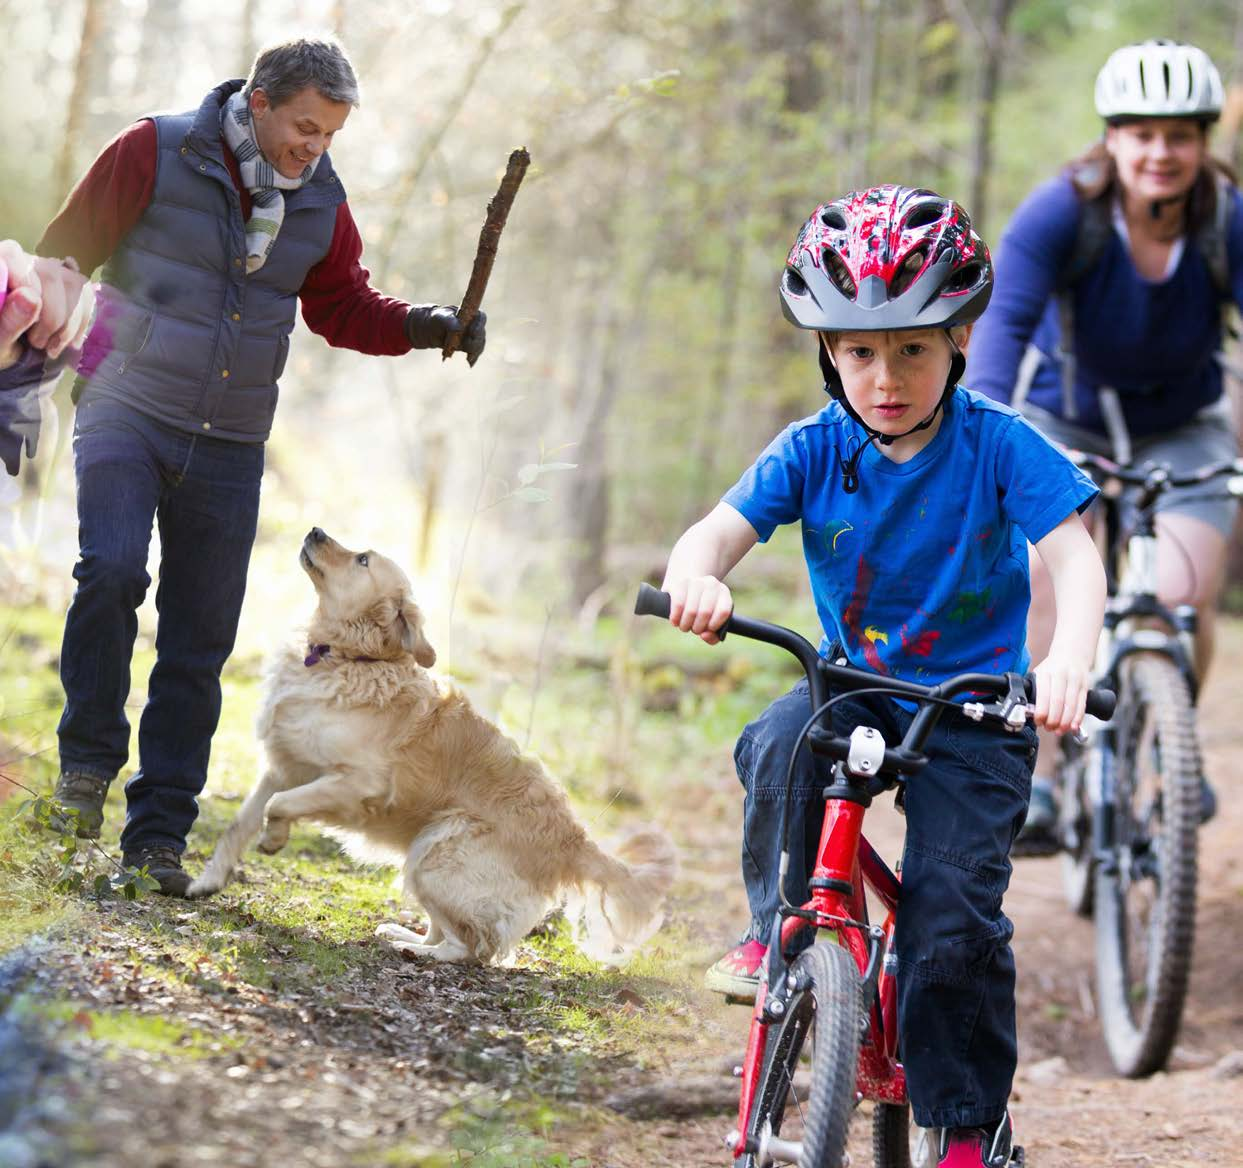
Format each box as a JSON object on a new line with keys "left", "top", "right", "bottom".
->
{"left": 890, "top": 248, "right": 927, "bottom": 297}
{"left": 903, "top": 202, "right": 945, "bottom": 231}
{"left": 943, "top": 260, "right": 985, "bottom": 296}
{"left": 783, "top": 268, "right": 808, "bottom": 297}
{"left": 822, "top": 248, "right": 857, "bottom": 298}
{"left": 820, "top": 207, "right": 848, "bottom": 230}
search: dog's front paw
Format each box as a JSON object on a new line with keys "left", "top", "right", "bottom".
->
{"left": 185, "top": 876, "right": 220, "bottom": 899}
{"left": 257, "top": 818, "right": 289, "bottom": 854}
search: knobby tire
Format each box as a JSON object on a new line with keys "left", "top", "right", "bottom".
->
{"left": 873, "top": 1101, "right": 936, "bottom": 1167}
{"left": 1095, "top": 652, "right": 1200, "bottom": 1078}
{"left": 1058, "top": 732, "right": 1094, "bottom": 918}
{"left": 742, "top": 942, "right": 861, "bottom": 1168}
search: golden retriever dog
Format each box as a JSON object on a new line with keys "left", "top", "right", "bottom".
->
{"left": 188, "top": 528, "right": 676, "bottom": 965}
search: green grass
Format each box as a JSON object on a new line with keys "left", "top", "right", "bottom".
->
{"left": 0, "top": 585, "right": 751, "bottom": 1160}
{"left": 7, "top": 991, "right": 243, "bottom": 1058}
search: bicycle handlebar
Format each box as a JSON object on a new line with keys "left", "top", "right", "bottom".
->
{"left": 1069, "top": 449, "right": 1243, "bottom": 494}
{"left": 635, "top": 584, "right": 1117, "bottom": 741}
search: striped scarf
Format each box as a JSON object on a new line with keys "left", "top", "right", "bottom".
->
{"left": 220, "top": 90, "right": 321, "bottom": 273}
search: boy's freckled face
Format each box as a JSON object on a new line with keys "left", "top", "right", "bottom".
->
{"left": 822, "top": 328, "right": 963, "bottom": 457}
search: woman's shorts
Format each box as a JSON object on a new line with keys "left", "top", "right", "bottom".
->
{"left": 1021, "top": 397, "right": 1241, "bottom": 537}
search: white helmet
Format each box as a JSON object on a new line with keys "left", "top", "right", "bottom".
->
{"left": 1094, "top": 39, "right": 1223, "bottom": 123}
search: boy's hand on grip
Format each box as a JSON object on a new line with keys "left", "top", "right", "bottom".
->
{"left": 1031, "top": 654, "right": 1092, "bottom": 734}
{"left": 666, "top": 575, "right": 732, "bottom": 645}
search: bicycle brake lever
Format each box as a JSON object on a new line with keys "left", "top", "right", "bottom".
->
{"left": 995, "top": 673, "right": 1030, "bottom": 732}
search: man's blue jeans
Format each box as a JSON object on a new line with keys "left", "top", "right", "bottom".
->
{"left": 57, "top": 397, "right": 264, "bottom": 856}
{"left": 734, "top": 680, "right": 1037, "bottom": 1131}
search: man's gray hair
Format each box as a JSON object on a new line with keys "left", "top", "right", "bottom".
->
{"left": 243, "top": 35, "right": 360, "bottom": 108}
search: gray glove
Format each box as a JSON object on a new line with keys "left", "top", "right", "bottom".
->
{"left": 405, "top": 304, "right": 487, "bottom": 366}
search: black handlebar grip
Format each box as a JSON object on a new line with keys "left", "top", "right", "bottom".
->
{"left": 1086, "top": 688, "right": 1116, "bottom": 721}
{"left": 634, "top": 583, "right": 672, "bottom": 619}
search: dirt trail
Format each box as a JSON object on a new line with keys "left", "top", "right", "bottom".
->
{"left": 569, "top": 622, "right": 1243, "bottom": 1167}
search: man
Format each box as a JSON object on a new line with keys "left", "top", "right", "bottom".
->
{"left": 34, "top": 35, "right": 485, "bottom": 895}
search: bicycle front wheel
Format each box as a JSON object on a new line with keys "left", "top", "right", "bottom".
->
{"left": 742, "top": 941, "right": 861, "bottom": 1168}
{"left": 1095, "top": 651, "right": 1201, "bottom": 1077}
{"left": 1058, "top": 731, "right": 1094, "bottom": 918}
{"left": 873, "top": 1102, "right": 936, "bottom": 1167}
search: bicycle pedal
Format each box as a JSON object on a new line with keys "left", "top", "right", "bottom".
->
{"left": 1009, "top": 1145, "right": 1025, "bottom": 1167}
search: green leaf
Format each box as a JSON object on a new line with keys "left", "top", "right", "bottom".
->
{"left": 517, "top": 463, "right": 540, "bottom": 485}
{"left": 510, "top": 486, "right": 551, "bottom": 504}
{"left": 537, "top": 462, "right": 577, "bottom": 474}
{"left": 93, "top": 874, "right": 113, "bottom": 898}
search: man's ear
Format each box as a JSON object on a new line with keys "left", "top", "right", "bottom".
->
{"left": 250, "top": 88, "right": 270, "bottom": 119}
{"left": 398, "top": 598, "right": 436, "bottom": 668}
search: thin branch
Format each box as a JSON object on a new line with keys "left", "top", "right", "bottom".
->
{"left": 376, "top": 2, "right": 526, "bottom": 276}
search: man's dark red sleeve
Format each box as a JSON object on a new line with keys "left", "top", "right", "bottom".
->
{"left": 299, "top": 204, "right": 414, "bottom": 355}
{"left": 37, "top": 120, "right": 157, "bottom": 273}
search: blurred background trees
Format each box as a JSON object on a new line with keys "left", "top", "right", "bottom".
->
{"left": 3, "top": 0, "right": 1242, "bottom": 655}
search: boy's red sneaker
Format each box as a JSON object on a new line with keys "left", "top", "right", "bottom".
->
{"left": 937, "top": 1113, "right": 1022, "bottom": 1167}
{"left": 704, "top": 939, "right": 766, "bottom": 999}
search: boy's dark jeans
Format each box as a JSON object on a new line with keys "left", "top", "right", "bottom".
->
{"left": 57, "top": 397, "right": 263, "bottom": 856}
{"left": 734, "top": 680, "right": 1036, "bottom": 1131}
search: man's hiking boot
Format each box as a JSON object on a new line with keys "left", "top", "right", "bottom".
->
{"left": 704, "top": 939, "right": 766, "bottom": 1001}
{"left": 50, "top": 772, "right": 110, "bottom": 839}
{"left": 1011, "top": 779, "right": 1059, "bottom": 858}
{"left": 121, "top": 845, "right": 192, "bottom": 898}
{"left": 938, "top": 1112, "right": 1023, "bottom": 1167}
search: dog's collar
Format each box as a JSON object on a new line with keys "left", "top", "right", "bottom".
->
{"left": 304, "top": 643, "right": 379, "bottom": 667}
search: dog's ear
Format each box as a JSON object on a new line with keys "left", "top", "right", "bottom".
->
{"left": 397, "top": 598, "right": 436, "bottom": 668}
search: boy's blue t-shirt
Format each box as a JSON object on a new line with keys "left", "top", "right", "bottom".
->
{"left": 722, "top": 387, "right": 1098, "bottom": 685}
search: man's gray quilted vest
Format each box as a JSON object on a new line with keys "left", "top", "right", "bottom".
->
{"left": 77, "top": 79, "right": 346, "bottom": 441}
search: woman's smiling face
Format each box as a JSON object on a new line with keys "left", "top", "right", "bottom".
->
{"left": 250, "top": 85, "right": 351, "bottom": 180}
{"left": 1105, "top": 117, "right": 1208, "bottom": 205}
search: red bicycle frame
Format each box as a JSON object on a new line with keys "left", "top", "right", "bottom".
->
{"left": 734, "top": 796, "right": 906, "bottom": 1153}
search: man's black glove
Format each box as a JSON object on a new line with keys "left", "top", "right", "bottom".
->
{"left": 405, "top": 305, "right": 487, "bottom": 366}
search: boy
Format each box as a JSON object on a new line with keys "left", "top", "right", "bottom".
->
{"left": 661, "top": 186, "right": 1106, "bottom": 1168}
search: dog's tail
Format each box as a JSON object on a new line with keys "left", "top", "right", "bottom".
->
{"left": 566, "top": 827, "right": 677, "bottom": 964}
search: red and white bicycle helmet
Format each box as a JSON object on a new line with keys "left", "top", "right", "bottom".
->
{"left": 780, "top": 185, "right": 993, "bottom": 399}
{"left": 1094, "top": 39, "right": 1223, "bottom": 124}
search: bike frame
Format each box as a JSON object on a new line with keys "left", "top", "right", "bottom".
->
{"left": 736, "top": 792, "right": 906, "bottom": 1151}
{"left": 1069, "top": 453, "right": 1240, "bottom": 872}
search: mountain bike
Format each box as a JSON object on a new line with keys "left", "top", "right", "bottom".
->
{"left": 635, "top": 584, "right": 1115, "bottom": 1167}
{"left": 1054, "top": 451, "right": 1243, "bottom": 1078}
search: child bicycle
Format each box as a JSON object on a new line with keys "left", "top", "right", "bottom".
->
{"left": 635, "top": 583, "right": 1115, "bottom": 1168}
{"left": 1053, "top": 450, "right": 1243, "bottom": 1077}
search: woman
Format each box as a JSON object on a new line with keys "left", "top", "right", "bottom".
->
{"left": 967, "top": 39, "right": 1241, "bottom": 849}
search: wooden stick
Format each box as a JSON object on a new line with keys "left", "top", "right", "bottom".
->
{"left": 443, "top": 147, "right": 531, "bottom": 363}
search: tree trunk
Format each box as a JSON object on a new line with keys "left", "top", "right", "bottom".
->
{"left": 967, "top": 0, "right": 1016, "bottom": 230}
{"left": 55, "top": 0, "right": 106, "bottom": 204}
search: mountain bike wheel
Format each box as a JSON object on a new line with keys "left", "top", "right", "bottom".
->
{"left": 1094, "top": 651, "right": 1201, "bottom": 1078}
{"left": 873, "top": 1102, "right": 936, "bottom": 1167}
{"left": 741, "top": 941, "right": 861, "bottom": 1168}
{"left": 1058, "top": 732, "right": 1094, "bottom": 918}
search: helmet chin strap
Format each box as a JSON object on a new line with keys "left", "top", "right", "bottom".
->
{"left": 821, "top": 335, "right": 967, "bottom": 493}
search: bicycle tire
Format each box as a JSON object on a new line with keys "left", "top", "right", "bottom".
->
{"left": 741, "top": 942, "right": 861, "bottom": 1168}
{"left": 1094, "top": 652, "right": 1201, "bottom": 1078}
{"left": 1058, "top": 733, "right": 1094, "bottom": 918}
{"left": 873, "top": 1101, "right": 936, "bottom": 1167}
